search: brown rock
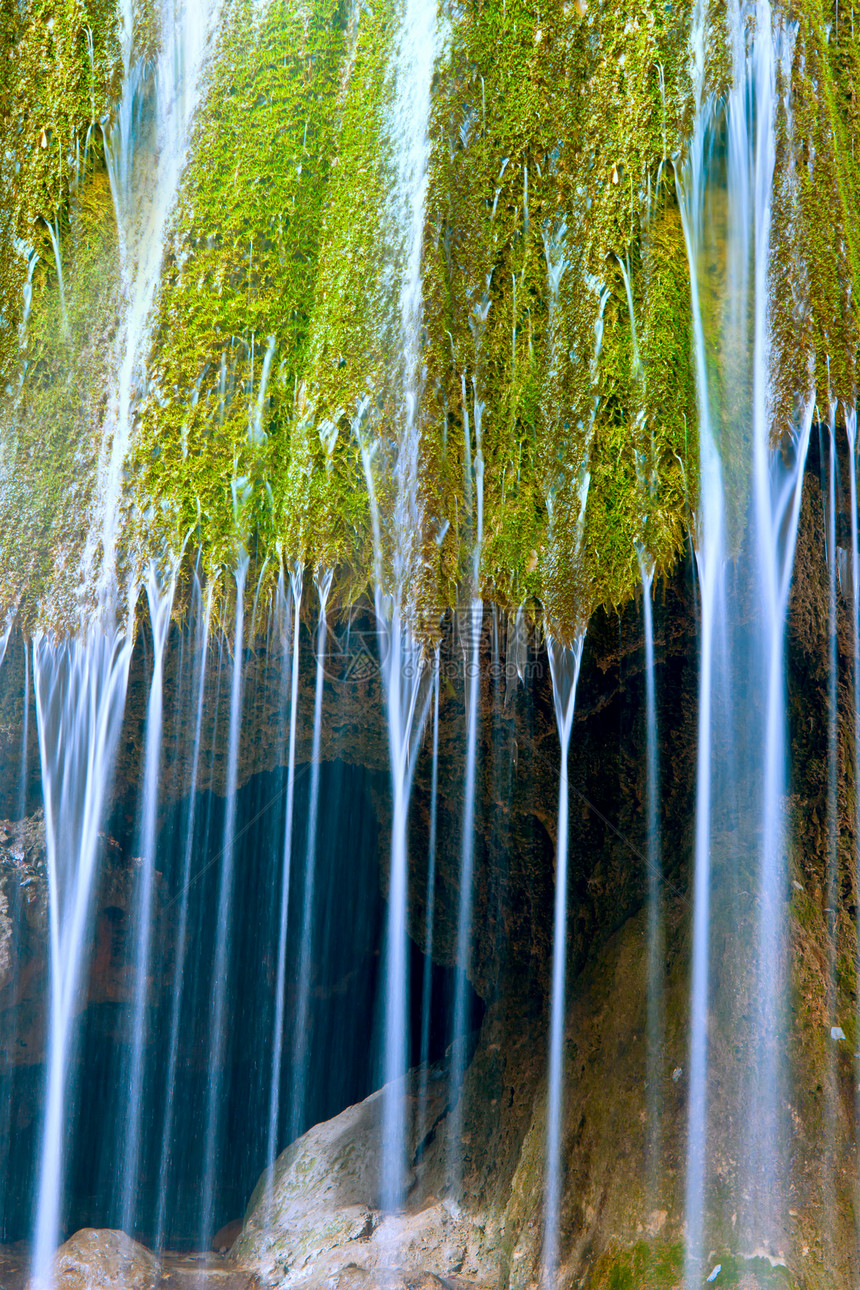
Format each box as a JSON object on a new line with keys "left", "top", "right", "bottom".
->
{"left": 212, "top": 1221, "right": 244, "bottom": 1255}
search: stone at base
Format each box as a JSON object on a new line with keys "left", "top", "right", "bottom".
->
{"left": 39, "top": 1229, "right": 160, "bottom": 1290}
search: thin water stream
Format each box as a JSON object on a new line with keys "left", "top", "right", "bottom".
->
{"left": 31, "top": 619, "right": 136, "bottom": 1289}
{"left": 543, "top": 635, "right": 585, "bottom": 1285}
{"left": 200, "top": 556, "right": 249, "bottom": 1249}
{"left": 291, "top": 570, "right": 333, "bottom": 1140}
{"left": 639, "top": 558, "right": 663, "bottom": 1198}
{"left": 121, "top": 565, "right": 176, "bottom": 1234}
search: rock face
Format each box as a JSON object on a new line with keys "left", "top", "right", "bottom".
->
{"left": 0, "top": 811, "right": 173, "bottom": 1070}
{"left": 234, "top": 881, "right": 854, "bottom": 1290}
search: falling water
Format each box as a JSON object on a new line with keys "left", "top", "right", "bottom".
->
{"left": 745, "top": 0, "right": 811, "bottom": 1234}
{"left": 638, "top": 556, "right": 663, "bottom": 1195}
{"left": 448, "top": 596, "right": 482, "bottom": 1185}
{"left": 679, "top": 0, "right": 813, "bottom": 1272}
{"left": 676, "top": 0, "right": 739, "bottom": 1273}
{"left": 92, "top": 0, "right": 221, "bottom": 606}
{"left": 266, "top": 564, "right": 303, "bottom": 1179}
{"left": 449, "top": 373, "right": 486, "bottom": 1186}
{"left": 0, "top": 615, "right": 12, "bottom": 671}
{"left": 291, "top": 569, "right": 333, "bottom": 1139}
{"left": 418, "top": 655, "right": 441, "bottom": 1138}
{"left": 821, "top": 412, "right": 840, "bottom": 1245}
{"left": 373, "top": 0, "right": 440, "bottom": 1221}
{"left": 543, "top": 635, "right": 585, "bottom": 1285}
{"left": 200, "top": 555, "right": 249, "bottom": 1248}
{"left": 154, "top": 575, "right": 213, "bottom": 1252}
{"left": 121, "top": 564, "right": 176, "bottom": 1233}
{"left": 30, "top": 616, "right": 135, "bottom": 1289}
{"left": 18, "top": 637, "right": 30, "bottom": 822}
{"left": 378, "top": 601, "right": 430, "bottom": 1214}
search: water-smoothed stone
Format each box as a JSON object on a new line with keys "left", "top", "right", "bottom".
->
{"left": 38, "top": 1228, "right": 161, "bottom": 1290}
{"left": 234, "top": 1060, "right": 496, "bottom": 1289}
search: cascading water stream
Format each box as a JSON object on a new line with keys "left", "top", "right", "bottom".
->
{"left": 676, "top": 0, "right": 738, "bottom": 1275}
{"left": 154, "top": 575, "right": 213, "bottom": 1252}
{"left": 290, "top": 569, "right": 334, "bottom": 1140}
{"left": 30, "top": 615, "right": 135, "bottom": 1289}
{"left": 745, "top": 4, "right": 812, "bottom": 1237}
{"left": 266, "top": 564, "right": 303, "bottom": 1182}
{"left": 543, "top": 635, "right": 585, "bottom": 1286}
{"left": 27, "top": 2, "right": 222, "bottom": 1267}
{"left": 638, "top": 556, "right": 663, "bottom": 1196}
{"left": 821, "top": 412, "right": 840, "bottom": 1244}
{"left": 449, "top": 381, "right": 485, "bottom": 1188}
{"left": 200, "top": 555, "right": 249, "bottom": 1248}
{"left": 360, "top": 0, "right": 441, "bottom": 1224}
{"left": 0, "top": 615, "right": 13, "bottom": 670}
{"left": 120, "top": 564, "right": 176, "bottom": 1234}
{"left": 18, "top": 636, "right": 30, "bottom": 822}
{"left": 92, "top": 0, "right": 221, "bottom": 606}
{"left": 377, "top": 600, "right": 431, "bottom": 1215}
{"left": 678, "top": 0, "right": 813, "bottom": 1273}
{"left": 417, "top": 654, "right": 441, "bottom": 1140}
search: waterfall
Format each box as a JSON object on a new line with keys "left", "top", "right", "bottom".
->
{"left": 200, "top": 555, "right": 249, "bottom": 1248}
{"left": 543, "top": 635, "right": 585, "bottom": 1285}
{"left": 745, "top": 1, "right": 811, "bottom": 1236}
{"left": 154, "top": 574, "right": 213, "bottom": 1252}
{"left": 93, "top": 0, "right": 221, "bottom": 608}
{"left": 121, "top": 565, "right": 176, "bottom": 1233}
{"left": 378, "top": 602, "right": 430, "bottom": 1214}
{"left": 821, "top": 412, "right": 840, "bottom": 1247}
{"left": 417, "top": 654, "right": 441, "bottom": 1141}
{"left": 266, "top": 564, "right": 302, "bottom": 1180}
{"left": 678, "top": 0, "right": 813, "bottom": 1273}
{"left": 291, "top": 569, "right": 333, "bottom": 1139}
{"left": 30, "top": 618, "right": 135, "bottom": 1289}
{"left": 18, "top": 637, "right": 30, "bottom": 822}
{"left": 676, "top": 0, "right": 729, "bottom": 1272}
{"left": 449, "top": 598, "right": 482, "bottom": 1187}
{"left": 0, "top": 615, "right": 12, "bottom": 671}
{"left": 369, "top": 0, "right": 441, "bottom": 1223}
{"left": 639, "top": 557, "right": 663, "bottom": 1197}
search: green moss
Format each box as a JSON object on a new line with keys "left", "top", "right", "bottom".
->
{"left": 588, "top": 1243, "right": 807, "bottom": 1290}
{"left": 127, "top": 0, "right": 701, "bottom": 637}
{"left": 770, "top": 0, "right": 860, "bottom": 436}
{"left": 3, "top": 0, "right": 859, "bottom": 635}
{"left": 0, "top": 0, "right": 121, "bottom": 391}
{"left": 0, "top": 144, "right": 120, "bottom": 631}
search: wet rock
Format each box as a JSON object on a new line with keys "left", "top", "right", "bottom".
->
{"left": 0, "top": 811, "right": 173, "bottom": 1068}
{"left": 212, "top": 1221, "right": 244, "bottom": 1255}
{"left": 39, "top": 1228, "right": 160, "bottom": 1290}
{"left": 234, "top": 1061, "right": 496, "bottom": 1290}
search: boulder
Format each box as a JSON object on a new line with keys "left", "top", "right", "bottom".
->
{"left": 234, "top": 1060, "right": 496, "bottom": 1290}
{"left": 39, "top": 1229, "right": 160, "bottom": 1290}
